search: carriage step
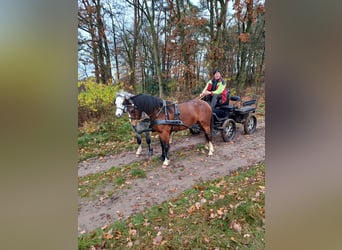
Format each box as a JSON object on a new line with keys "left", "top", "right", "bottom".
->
{"left": 235, "top": 107, "right": 256, "bottom": 114}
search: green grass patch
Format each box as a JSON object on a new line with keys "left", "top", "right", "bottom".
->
{"left": 79, "top": 162, "right": 265, "bottom": 249}
{"left": 78, "top": 162, "right": 148, "bottom": 199}
{"left": 131, "top": 168, "right": 146, "bottom": 178}
{"left": 115, "top": 176, "right": 126, "bottom": 186}
{"left": 78, "top": 118, "right": 137, "bottom": 162}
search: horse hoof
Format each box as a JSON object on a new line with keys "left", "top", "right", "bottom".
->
{"left": 159, "top": 155, "right": 165, "bottom": 161}
{"left": 162, "top": 159, "right": 170, "bottom": 168}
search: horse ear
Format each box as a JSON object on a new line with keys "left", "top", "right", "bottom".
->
{"left": 123, "top": 97, "right": 133, "bottom": 105}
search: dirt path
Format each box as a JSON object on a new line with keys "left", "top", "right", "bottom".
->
{"left": 78, "top": 119, "right": 265, "bottom": 234}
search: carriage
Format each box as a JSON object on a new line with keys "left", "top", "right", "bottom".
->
{"left": 210, "top": 95, "right": 258, "bottom": 141}
{"left": 186, "top": 95, "right": 257, "bottom": 142}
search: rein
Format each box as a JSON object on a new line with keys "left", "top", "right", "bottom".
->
{"left": 124, "top": 104, "right": 141, "bottom": 120}
{"left": 154, "top": 100, "right": 168, "bottom": 120}
{"left": 149, "top": 100, "right": 191, "bottom": 128}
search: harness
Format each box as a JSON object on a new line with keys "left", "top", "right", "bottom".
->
{"left": 128, "top": 100, "right": 192, "bottom": 133}
{"left": 152, "top": 100, "right": 185, "bottom": 128}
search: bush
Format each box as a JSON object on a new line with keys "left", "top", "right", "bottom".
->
{"left": 78, "top": 79, "right": 121, "bottom": 126}
{"left": 78, "top": 79, "right": 119, "bottom": 111}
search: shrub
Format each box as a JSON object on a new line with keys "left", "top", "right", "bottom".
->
{"left": 78, "top": 79, "right": 119, "bottom": 112}
{"left": 78, "top": 79, "right": 121, "bottom": 126}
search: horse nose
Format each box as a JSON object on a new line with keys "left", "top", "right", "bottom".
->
{"left": 115, "top": 111, "right": 122, "bottom": 117}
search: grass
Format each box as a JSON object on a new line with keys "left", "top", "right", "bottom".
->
{"left": 78, "top": 118, "right": 137, "bottom": 162}
{"left": 78, "top": 162, "right": 151, "bottom": 199}
{"left": 78, "top": 162, "right": 265, "bottom": 249}
{"left": 131, "top": 168, "right": 146, "bottom": 178}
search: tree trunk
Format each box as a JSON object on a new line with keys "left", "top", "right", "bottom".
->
{"left": 143, "top": 0, "right": 164, "bottom": 97}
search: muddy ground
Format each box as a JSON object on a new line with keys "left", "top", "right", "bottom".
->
{"left": 78, "top": 119, "right": 265, "bottom": 234}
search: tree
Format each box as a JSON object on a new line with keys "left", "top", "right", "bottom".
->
{"left": 78, "top": 0, "right": 113, "bottom": 85}
{"left": 233, "top": 0, "right": 265, "bottom": 93}
{"left": 78, "top": 0, "right": 265, "bottom": 98}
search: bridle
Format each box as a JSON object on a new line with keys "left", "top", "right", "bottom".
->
{"left": 125, "top": 104, "right": 141, "bottom": 121}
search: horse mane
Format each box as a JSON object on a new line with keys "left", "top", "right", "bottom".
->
{"left": 130, "top": 94, "right": 164, "bottom": 114}
{"left": 116, "top": 90, "right": 134, "bottom": 98}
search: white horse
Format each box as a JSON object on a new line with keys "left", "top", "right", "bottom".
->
{"left": 115, "top": 90, "right": 153, "bottom": 156}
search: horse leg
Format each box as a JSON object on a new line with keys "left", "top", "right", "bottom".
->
{"left": 145, "top": 131, "right": 153, "bottom": 156}
{"left": 169, "top": 131, "right": 174, "bottom": 144}
{"left": 135, "top": 133, "right": 142, "bottom": 156}
{"left": 159, "top": 136, "right": 165, "bottom": 161}
{"left": 203, "top": 125, "right": 214, "bottom": 156}
{"left": 160, "top": 132, "right": 171, "bottom": 167}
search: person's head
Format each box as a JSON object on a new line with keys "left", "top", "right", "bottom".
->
{"left": 213, "top": 69, "right": 221, "bottom": 80}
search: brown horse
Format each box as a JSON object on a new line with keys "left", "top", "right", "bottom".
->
{"left": 122, "top": 94, "right": 214, "bottom": 167}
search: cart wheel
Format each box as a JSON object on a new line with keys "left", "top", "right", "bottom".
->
{"left": 189, "top": 124, "right": 201, "bottom": 135}
{"left": 222, "top": 119, "right": 236, "bottom": 142}
{"left": 243, "top": 114, "right": 257, "bottom": 134}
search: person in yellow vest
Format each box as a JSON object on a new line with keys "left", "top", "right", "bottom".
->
{"left": 200, "top": 69, "right": 229, "bottom": 109}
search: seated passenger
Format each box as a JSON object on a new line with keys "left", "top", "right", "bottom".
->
{"left": 199, "top": 69, "right": 229, "bottom": 109}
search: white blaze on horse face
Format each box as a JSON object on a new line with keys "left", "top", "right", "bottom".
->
{"left": 115, "top": 96, "right": 125, "bottom": 117}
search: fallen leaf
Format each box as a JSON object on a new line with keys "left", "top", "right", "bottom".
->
{"left": 230, "top": 236, "right": 238, "bottom": 243}
{"left": 104, "top": 233, "right": 113, "bottom": 239}
{"left": 129, "top": 229, "right": 137, "bottom": 236}
{"left": 230, "top": 220, "right": 242, "bottom": 233}
{"left": 168, "top": 202, "right": 177, "bottom": 207}
{"left": 114, "top": 231, "right": 122, "bottom": 239}
{"left": 143, "top": 219, "right": 150, "bottom": 227}
{"left": 188, "top": 205, "right": 196, "bottom": 214}
{"left": 169, "top": 208, "right": 174, "bottom": 215}
{"left": 153, "top": 232, "right": 163, "bottom": 245}
{"left": 217, "top": 208, "right": 224, "bottom": 216}
{"left": 200, "top": 198, "right": 207, "bottom": 204}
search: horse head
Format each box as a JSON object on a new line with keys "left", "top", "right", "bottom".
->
{"left": 115, "top": 90, "right": 134, "bottom": 117}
